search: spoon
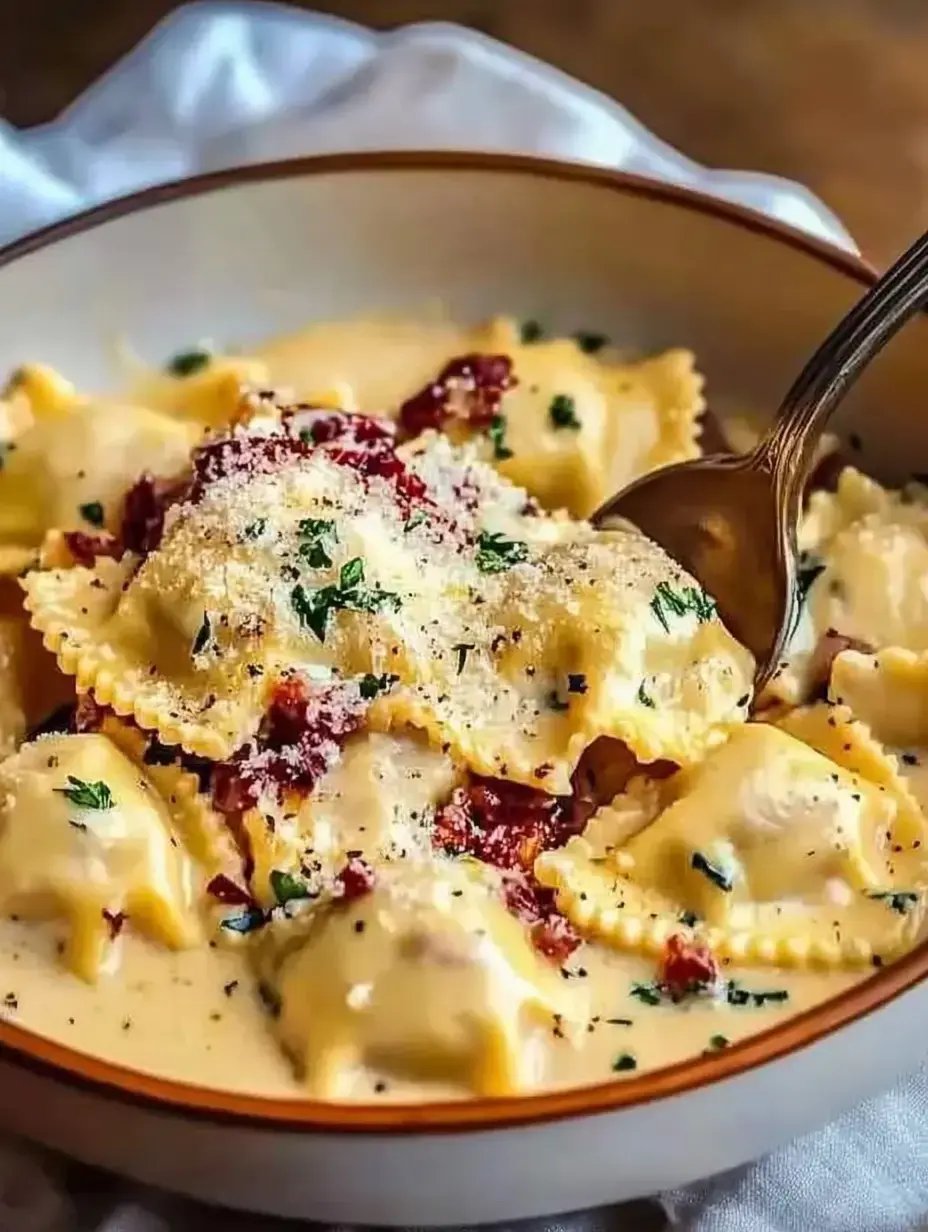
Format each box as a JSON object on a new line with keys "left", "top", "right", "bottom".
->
{"left": 593, "top": 229, "right": 928, "bottom": 690}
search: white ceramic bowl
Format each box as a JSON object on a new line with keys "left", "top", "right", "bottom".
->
{"left": 1, "top": 153, "right": 927, "bottom": 1226}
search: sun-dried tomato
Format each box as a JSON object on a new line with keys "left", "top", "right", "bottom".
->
{"left": 336, "top": 855, "right": 376, "bottom": 902}
{"left": 660, "top": 933, "right": 719, "bottom": 1000}
{"left": 398, "top": 354, "right": 516, "bottom": 438}
{"left": 205, "top": 874, "right": 256, "bottom": 907}
{"left": 62, "top": 530, "right": 122, "bottom": 567}
{"left": 121, "top": 471, "right": 189, "bottom": 556}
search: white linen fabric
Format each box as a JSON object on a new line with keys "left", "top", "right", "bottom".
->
{"left": 1, "top": 5, "right": 923, "bottom": 1232}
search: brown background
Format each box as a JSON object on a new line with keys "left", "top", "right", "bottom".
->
{"left": 0, "top": 2, "right": 921, "bottom": 1226}
{"left": 2, "top": 0, "right": 928, "bottom": 266}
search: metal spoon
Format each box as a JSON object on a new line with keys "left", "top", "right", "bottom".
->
{"left": 593, "top": 229, "right": 928, "bottom": 690}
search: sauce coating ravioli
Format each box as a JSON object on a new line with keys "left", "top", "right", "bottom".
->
{"left": 1, "top": 315, "right": 926, "bottom": 1103}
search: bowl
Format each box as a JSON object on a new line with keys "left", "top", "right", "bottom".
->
{"left": 0, "top": 151, "right": 927, "bottom": 1226}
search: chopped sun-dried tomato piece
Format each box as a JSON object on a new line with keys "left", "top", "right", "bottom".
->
{"left": 206, "top": 874, "right": 256, "bottom": 907}
{"left": 433, "top": 777, "right": 583, "bottom": 964}
{"left": 433, "top": 776, "right": 582, "bottom": 872}
{"left": 210, "top": 675, "right": 369, "bottom": 819}
{"left": 62, "top": 530, "right": 122, "bottom": 567}
{"left": 336, "top": 855, "right": 376, "bottom": 902}
{"left": 121, "top": 471, "right": 189, "bottom": 556}
{"left": 660, "top": 932, "right": 719, "bottom": 1000}
{"left": 398, "top": 354, "right": 516, "bottom": 438}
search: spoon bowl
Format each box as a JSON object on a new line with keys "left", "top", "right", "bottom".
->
{"left": 595, "top": 227, "right": 928, "bottom": 685}
{"left": 595, "top": 452, "right": 795, "bottom": 687}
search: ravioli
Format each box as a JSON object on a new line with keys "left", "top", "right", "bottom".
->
{"left": 245, "top": 731, "right": 458, "bottom": 907}
{"left": 537, "top": 723, "right": 928, "bottom": 967}
{"left": 23, "top": 418, "right": 753, "bottom": 790}
{"left": 255, "top": 857, "right": 586, "bottom": 1097}
{"left": 0, "top": 366, "right": 202, "bottom": 572}
{"left": 461, "top": 328, "right": 702, "bottom": 518}
{"left": 0, "top": 732, "right": 200, "bottom": 981}
{"left": 800, "top": 466, "right": 928, "bottom": 653}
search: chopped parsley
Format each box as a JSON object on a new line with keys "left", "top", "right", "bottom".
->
{"left": 453, "top": 642, "right": 476, "bottom": 674}
{"left": 549, "top": 393, "right": 581, "bottom": 431}
{"left": 192, "top": 612, "right": 213, "bottom": 656}
{"left": 486, "top": 414, "right": 514, "bottom": 460}
{"left": 475, "top": 531, "right": 529, "bottom": 574}
{"left": 678, "top": 910, "right": 699, "bottom": 927}
{"left": 650, "top": 581, "right": 716, "bottom": 632}
{"left": 866, "top": 890, "right": 919, "bottom": 915}
{"left": 404, "top": 509, "right": 429, "bottom": 533}
{"left": 297, "top": 517, "right": 337, "bottom": 569}
{"left": 167, "top": 348, "right": 212, "bottom": 377}
{"left": 292, "top": 558, "right": 401, "bottom": 643}
{"left": 79, "top": 501, "right": 105, "bottom": 528}
{"left": 220, "top": 908, "right": 268, "bottom": 935}
{"left": 567, "top": 673, "right": 588, "bottom": 694}
{"left": 243, "top": 518, "right": 267, "bottom": 540}
{"left": 630, "top": 981, "right": 662, "bottom": 1006}
{"left": 612, "top": 1052, "right": 637, "bottom": 1072}
{"left": 725, "top": 980, "right": 789, "bottom": 1008}
{"left": 520, "top": 319, "right": 543, "bottom": 344}
{"left": 546, "top": 691, "right": 570, "bottom": 712}
{"left": 574, "top": 330, "right": 608, "bottom": 354}
{"left": 358, "top": 672, "right": 398, "bottom": 700}
{"left": 269, "top": 870, "right": 311, "bottom": 906}
{"left": 691, "top": 851, "right": 733, "bottom": 892}
{"left": 637, "top": 680, "right": 655, "bottom": 708}
{"left": 705, "top": 1034, "right": 729, "bottom": 1053}
{"left": 55, "top": 776, "right": 114, "bottom": 811}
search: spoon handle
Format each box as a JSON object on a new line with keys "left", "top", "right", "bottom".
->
{"left": 754, "top": 227, "right": 928, "bottom": 507}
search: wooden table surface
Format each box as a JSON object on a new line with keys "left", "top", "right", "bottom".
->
{"left": 0, "top": 2, "right": 920, "bottom": 1226}
{"left": 3, "top": 0, "right": 928, "bottom": 266}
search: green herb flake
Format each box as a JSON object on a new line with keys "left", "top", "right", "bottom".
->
{"left": 678, "top": 910, "right": 699, "bottom": 927}
{"left": 725, "top": 980, "right": 789, "bottom": 1008}
{"left": 704, "top": 1034, "right": 729, "bottom": 1053}
{"left": 220, "top": 908, "right": 268, "bottom": 935}
{"left": 574, "top": 330, "right": 608, "bottom": 354}
{"left": 453, "top": 642, "right": 476, "bottom": 674}
{"left": 866, "top": 890, "right": 919, "bottom": 915}
{"left": 79, "top": 501, "right": 105, "bottom": 528}
{"left": 269, "top": 870, "right": 310, "bottom": 907}
{"left": 358, "top": 672, "right": 399, "bottom": 700}
{"left": 486, "top": 413, "right": 514, "bottom": 460}
{"left": 637, "top": 680, "right": 655, "bottom": 708}
{"left": 549, "top": 393, "right": 581, "bottom": 431}
{"left": 192, "top": 612, "right": 213, "bottom": 656}
{"left": 691, "top": 851, "right": 733, "bottom": 893}
{"left": 612, "top": 1052, "right": 637, "bottom": 1072}
{"left": 630, "top": 981, "right": 662, "bottom": 1006}
{"left": 404, "top": 510, "right": 429, "bottom": 533}
{"left": 167, "top": 348, "right": 212, "bottom": 378}
{"left": 55, "top": 776, "right": 114, "bottom": 811}
{"left": 292, "top": 558, "right": 401, "bottom": 643}
{"left": 567, "top": 673, "right": 587, "bottom": 695}
{"left": 650, "top": 581, "right": 717, "bottom": 632}
{"left": 546, "top": 691, "right": 570, "bottom": 713}
{"left": 520, "top": 319, "right": 543, "bottom": 344}
{"left": 297, "top": 518, "right": 338, "bottom": 569}
{"left": 243, "top": 518, "right": 267, "bottom": 540}
{"left": 475, "top": 531, "right": 530, "bottom": 574}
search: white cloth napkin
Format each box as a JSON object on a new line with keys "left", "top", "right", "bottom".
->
{"left": 0, "top": 4, "right": 923, "bottom": 1231}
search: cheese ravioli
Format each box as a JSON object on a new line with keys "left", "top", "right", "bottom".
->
{"left": 23, "top": 421, "right": 753, "bottom": 790}
{"left": 538, "top": 723, "right": 928, "bottom": 967}
{"left": 0, "top": 733, "right": 200, "bottom": 981}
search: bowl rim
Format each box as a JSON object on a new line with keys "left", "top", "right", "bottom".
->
{"left": 0, "top": 148, "right": 915, "bottom": 1137}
